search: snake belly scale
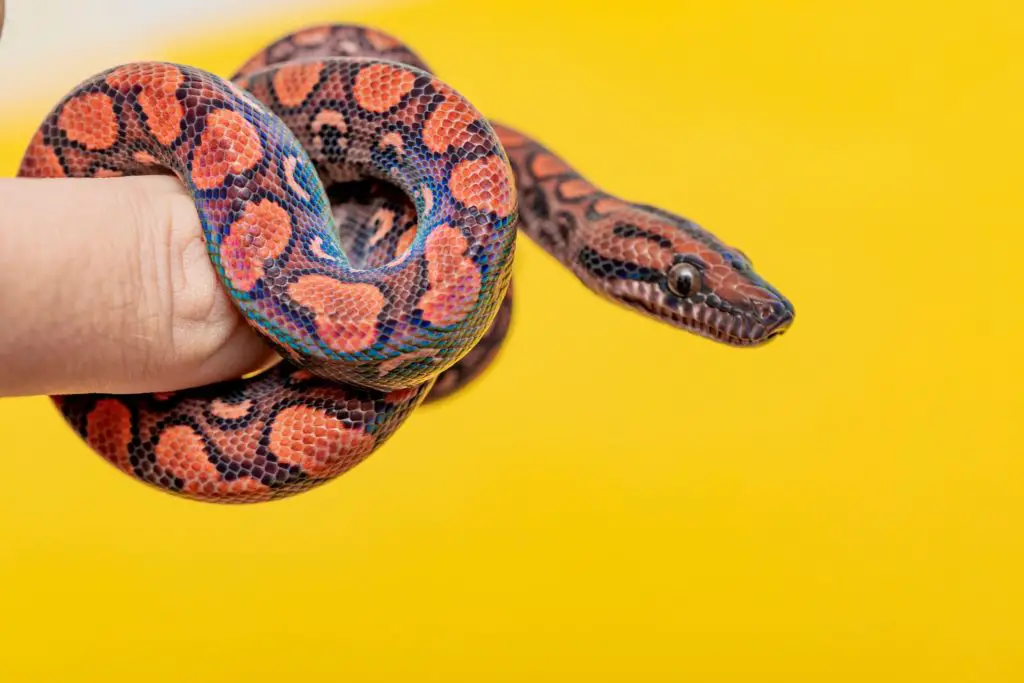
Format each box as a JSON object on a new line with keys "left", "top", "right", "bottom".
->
{"left": 16, "top": 24, "right": 794, "bottom": 503}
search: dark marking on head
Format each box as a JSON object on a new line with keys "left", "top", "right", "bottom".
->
{"left": 612, "top": 223, "right": 674, "bottom": 250}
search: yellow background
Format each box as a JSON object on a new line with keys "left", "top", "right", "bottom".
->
{"left": 1, "top": 0, "right": 1021, "bottom": 680}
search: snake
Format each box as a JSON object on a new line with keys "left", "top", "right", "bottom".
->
{"left": 16, "top": 23, "right": 795, "bottom": 504}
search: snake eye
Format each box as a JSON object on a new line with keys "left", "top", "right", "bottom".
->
{"left": 666, "top": 262, "right": 702, "bottom": 298}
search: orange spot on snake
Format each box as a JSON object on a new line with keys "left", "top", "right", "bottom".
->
{"left": 559, "top": 178, "right": 597, "bottom": 199}
{"left": 86, "top": 399, "right": 133, "bottom": 473}
{"left": 154, "top": 425, "right": 217, "bottom": 480}
{"left": 153, "top": 425, "right": 271, "bottom": 501}
{"left": 594, "top": 198, "right": 627, "bottom": 215}
{"left": 290, "top": 369, "right": 315, "bottom": 382}
{"left": 530, "top": 153, "right": 570, "bottom": 179}
{"left": 448, "top": 155, "right": 516, "bottom": 217}
{"left": 368, "top": 208, "right": 396, "bottom": 246}
{"left": 272, "top": 61, "right": 324, "bottom": 107}
{"left": 268, "top": 405, "right": 376, "bottom": 477}
{"left": 210, "top": 399, "right": 253, "bottom": 420}
{"left": 94, "top": 168, "right": 123, "bottom": 178}
{"left": 379, "top": 131, "right": 404, "bottom": 155}
{"left": 390, "top": 227, "right": 418, "bottom": 265}
{"left": 419, "top": 225, "right": 482, "bottom": 327}
{"left": 109, "top": 64, "right": 185, "bottom": 145}
{"left": 58, "top": 92, "right": 118, "bottom": 150}
{"left": 422, "top": 81, "right": 479, "bottom": 153}
{"left": 191, "top": 109, "right": 262, "bottom": 190}
{"left": 292, "top": 25, "right": 332, "bottom": 46}
{"left": 220, "top": 199, "right": 293, "bottom": 292}
{"left": 353, "top": 63, "right": 416, "bottom": 113}
{"left": 133, "top": 150, "right": 158, "bottom": 165}
{"left": 20, "top": 131, "right": 65, "bottom": 178}
{"left": 288, "top": 276, "right": 385, "bottom": 353}
{"left": 283, "top": 156, "right": 311, "bottom": 200}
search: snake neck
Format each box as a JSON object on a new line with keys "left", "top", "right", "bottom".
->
{"left": 491, "top": 122, "right": 603, "bottom": 264}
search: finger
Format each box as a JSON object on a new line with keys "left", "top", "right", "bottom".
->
{"left": 0, "top": 175, "right": 277, "bottom": 397}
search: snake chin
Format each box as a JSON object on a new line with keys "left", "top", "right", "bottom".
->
{"left": 608, "top": 280, "right": 793, "bottom": 347}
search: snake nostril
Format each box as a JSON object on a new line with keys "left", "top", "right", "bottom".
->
{"left": 751, "top": 300, "right": 795, "bottom": 334}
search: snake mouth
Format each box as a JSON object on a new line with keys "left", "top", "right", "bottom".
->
{"left": 618, "top": 292, "right": 792, "bottom": 347}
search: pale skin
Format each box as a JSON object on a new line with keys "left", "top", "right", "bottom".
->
{"left": 0, "top": 176, "right": 277, "bottom": 397}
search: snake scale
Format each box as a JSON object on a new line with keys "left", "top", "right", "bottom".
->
{"left": 16, "top": 24, "right": 794, "bottom": 503}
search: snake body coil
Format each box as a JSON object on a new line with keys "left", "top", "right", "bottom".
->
{"left": 17, "top": 24, "right": 794, "bottom": 503}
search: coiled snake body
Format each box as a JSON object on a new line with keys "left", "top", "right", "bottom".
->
{"left": 17, "top": 24, "right": 794, "bottom": 503}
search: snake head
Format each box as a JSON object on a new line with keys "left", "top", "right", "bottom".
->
{"left": 574, "top": 204, "right": 794, "bottom": 346}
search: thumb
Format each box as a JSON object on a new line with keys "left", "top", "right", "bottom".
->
{"left": 0, "top": 175, "right": 277, "bottom": 397}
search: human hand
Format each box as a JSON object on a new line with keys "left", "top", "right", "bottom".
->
{"left": 0, "top": 176, "right": 277, "bottom": 397}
